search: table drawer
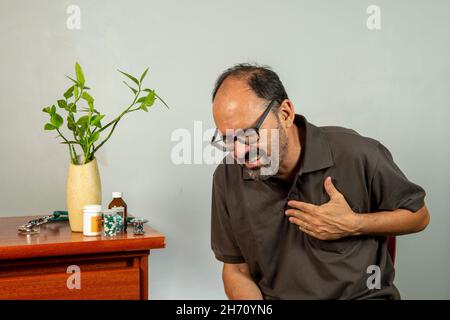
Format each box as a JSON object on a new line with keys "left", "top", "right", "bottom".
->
{"left": 0, "top": 267, "right": 140, "bottom": 300}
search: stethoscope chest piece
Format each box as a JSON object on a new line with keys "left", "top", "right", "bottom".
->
{"left": 18, "top": 225, "right": 40, "bottom": 235}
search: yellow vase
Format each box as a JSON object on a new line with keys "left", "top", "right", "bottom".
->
{"left": 66, "top": 158, "right": 102, "bottom": 232}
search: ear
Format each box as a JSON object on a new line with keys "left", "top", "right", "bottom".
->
{"left": 278, "top": 99, "right": 295, "bottom": 128}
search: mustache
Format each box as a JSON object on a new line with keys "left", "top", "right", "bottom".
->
{"left": 244, "top": 148, "right": 264, "bottom": 161}
{"left": 243, "top": 148, "right": 271, "bottom": 166}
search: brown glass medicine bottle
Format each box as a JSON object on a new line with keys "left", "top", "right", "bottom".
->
{"left": 108, "top": 192, "right": 128, "bottom": 232}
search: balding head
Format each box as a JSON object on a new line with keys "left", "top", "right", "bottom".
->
{"left": 212, "top": 76, "right": 268, "bottom": 134}
{"left": 211, "top": 63, "right": 297, "bottom": 173}
{"left": 212, "top": 63, "right": 289, "bottom": 133}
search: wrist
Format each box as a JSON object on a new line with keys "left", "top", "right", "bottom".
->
{"left": 350, "top": 212, "right": 365, "bottom": 236}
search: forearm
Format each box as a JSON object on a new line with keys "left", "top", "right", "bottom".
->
{"left": 355, "top": 205, "right": 430, "bottom": 236}
{"left": 223, "top": 265, "right": 263, "bottom": 300}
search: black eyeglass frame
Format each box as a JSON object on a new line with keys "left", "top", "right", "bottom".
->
{"left": 210, "top": 99, "right": 279, "bottom": 151}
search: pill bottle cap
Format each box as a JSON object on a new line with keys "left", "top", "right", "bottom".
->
{"left": 112, "top": 192, "right": 122, "bottom": 198}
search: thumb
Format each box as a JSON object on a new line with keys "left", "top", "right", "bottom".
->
{"left": 324, "top": 176, "right": 341, "bottom": 200}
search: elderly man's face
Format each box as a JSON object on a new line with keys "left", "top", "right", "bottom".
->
{"left": 212, "top": 77, "right": 287, "bottom": 171}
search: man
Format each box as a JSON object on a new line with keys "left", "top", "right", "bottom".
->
{"left": 210, "top": 63, "right": 430, "bottom": 300}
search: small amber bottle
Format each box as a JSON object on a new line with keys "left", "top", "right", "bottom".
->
{"left": 108, "top": 192, "right": 128, "bottom": 232}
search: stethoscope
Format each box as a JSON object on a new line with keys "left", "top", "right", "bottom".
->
{"left": 18, "top": 211, "right": 69, "bottom": 234}
{"left": 18, "top": 211, "right": 148, "bottom": 235}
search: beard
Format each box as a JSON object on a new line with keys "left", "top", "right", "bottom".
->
{"left": 244, "top": 120, "right": 289, "bottom": 178}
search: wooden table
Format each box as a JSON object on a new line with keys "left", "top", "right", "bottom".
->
{"left": 0, "top": 215, "right": 165, "bottom": 300}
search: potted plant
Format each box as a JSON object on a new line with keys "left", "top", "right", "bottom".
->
{"left": 43, "top": 63, "right": 168, "bottom": 232}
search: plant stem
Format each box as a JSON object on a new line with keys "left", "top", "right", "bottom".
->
{"left": 71, "top": 144, "right": 79, "bottom": 164}
{"left": 70, "top": 131, "right": 80, "bottom": 164}
{"left": 93, "top": 89, "right": 141, "bottom": 153}
{"left": 155, "top": 92, "right": 170, "bottom": 109}
{"left": 61, "top": 87, "right": 84, "bottom": 164}
{"left": 72, "top": 87, "right": 89, "bottom": 163}
{"left": 84, "top": 150, "right": 90, "bottom": 164}
{"left": 57, "top": 128, "right": 76, "bottom": 164}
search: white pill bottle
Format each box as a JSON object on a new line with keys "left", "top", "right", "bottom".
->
{"left": 83, "top": 204, "right": 103, "bottom": 236}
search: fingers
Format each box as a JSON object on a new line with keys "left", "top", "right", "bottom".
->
{"left": 298, "top": 225, "right": 322, "bottom": 240}
{"left": 285, "top": 209, "right": 314, "bottom": 228}
{"left": 287, "top": 216, "right": 304, "bottom": 226}
{"left": 287, "top": 215, "right": 311, "bottom": 233}
{"left": 285, "top": 208, "right": 307, "bottom": 217}
{"left": 287, "top": 215, "right": 321, "bottom": 239}
{"left": 324, "top": 176, "right": 341, "bottom": 200}
{"left": 287, "top": 200, "right": 318, "bottom": 213}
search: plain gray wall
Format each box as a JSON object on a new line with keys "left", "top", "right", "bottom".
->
{"left": 0, "top": 0, "right": 449, "bottom": 299}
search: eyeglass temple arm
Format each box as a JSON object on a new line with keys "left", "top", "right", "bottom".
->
{"left": 255, "top": 100, "right": 277, "bottom": 129}
{"left": 211, "top": 128, "right": 219, "bottom": 143}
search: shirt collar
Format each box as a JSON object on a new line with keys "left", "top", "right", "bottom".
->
{"left": 242, "top": 114, "right": 334, "bottom": 180}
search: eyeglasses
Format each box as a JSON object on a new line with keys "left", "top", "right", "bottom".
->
{"left": 211, "top": 99, "right": 278, "bottom": 151}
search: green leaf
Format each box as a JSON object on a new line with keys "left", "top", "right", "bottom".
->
{"left": 66, "top": 75, "right": 78, "bottom": 85}
{"left": 77, "top": 115, "right": 89, "bottom": 133}
{"left": 50, "top": 113, "right": 63, "bottom": 128}
{"left": 118, "top": 69, "right": 139, "bottom": 87}
{"left": 75, "top": 62, "right": 85, "bottom": 86}
{"left": 140, "top": 104, "right": 148, "bottom": 112}
{"left": 74, "top": 85, "right": 79, "bottom": 99}
{"left": 144, "top": 90, "right": 156, "bottom": 106}
{"left": 90, "top": 131, "right": 100, "bottom": 143}
{"left": 81, "top": 92, "right": 94, "bottom": 103}
{"left": 51, "top": 105, "right": 56, "bottom": 115}
{"left": 44, "top": 123, "right": 56, "bottom": 130}
{"left": 143, "top": 89, "right": 168, "bottom": 109}
{"left": 91, "top": 114, "right": 104, "bottom": 128}
{"left": 136, "top": 96, "right": 146, "bottom": 104}
{"left": 68, "top": 121, "right": 76, "bottom": 131}
{"left": 123, "top": 81, "right": 137, "bottom": 95}
{"left": 136, "top": 90, "right": 155, "bottom": 107}
{"left": 78, "top": 127, "right": 87, "bottom": 140}
{"left": 63, "top": 86, "right": 74, "bottom": 99}
{"left": 82, "top": 92, "right": 94, "bottom": 112}
{"left": 67, "top": 114, "right": 76, "bottom": 131}
{"left": 80, "top": 108, "right": 99, "bottom": 114}
{"left": 77, "top": 115, "right": 89, "bottom": 127}
{"left": 57, "top": 99, "right": 67, "bottom": 109}
{"left": 42, "top": 106, "right": 52, "bottom": 114}
{"left": 140, "top": 67, "right": 149, "bottom": 83}
{"left": 68, "top": 103, "right": 76, "bottom": 112}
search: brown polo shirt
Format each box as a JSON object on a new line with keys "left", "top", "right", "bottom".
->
{"left": 211, "top": 114, "right": 426, "bottom": 300}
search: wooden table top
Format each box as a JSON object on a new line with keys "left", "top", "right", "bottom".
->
{"left": 0, "top": 215, "right": 165, "bottom": 260}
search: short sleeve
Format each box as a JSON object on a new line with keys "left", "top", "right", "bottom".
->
{"left": 211, "top": 171, "right": 245, "bottom": 264}
{"left": 370, "top": 143, "right": 426, "bottom": 212}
